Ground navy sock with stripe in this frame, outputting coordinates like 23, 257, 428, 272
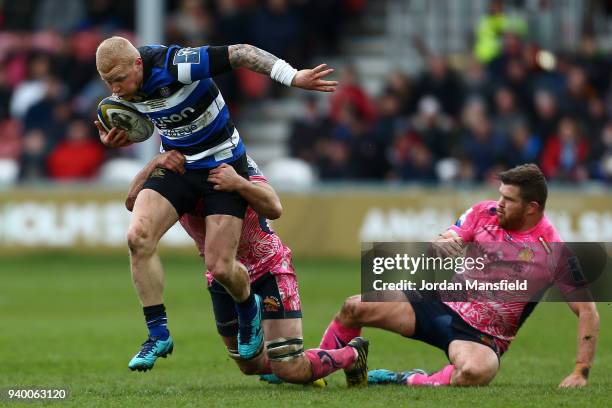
143, 304, 170, 340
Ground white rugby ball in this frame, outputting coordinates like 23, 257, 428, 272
97, 96, 154, 143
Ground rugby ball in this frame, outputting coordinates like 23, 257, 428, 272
97, 96, 154, 143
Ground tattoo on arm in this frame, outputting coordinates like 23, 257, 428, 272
583, 335, 593, 341
228, 44, 279, 75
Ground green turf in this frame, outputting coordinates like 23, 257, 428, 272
1, 252, 610, 407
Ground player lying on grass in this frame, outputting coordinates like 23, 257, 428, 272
318, 164, 599, 388
125, 150, 369, 386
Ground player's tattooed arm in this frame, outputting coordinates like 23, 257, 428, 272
228, 44, 278, 75
558, 301, 599, 388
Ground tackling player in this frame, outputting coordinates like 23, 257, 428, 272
126, 151, 369, 387
318, 164, 599, 388
94, 36, 337, 370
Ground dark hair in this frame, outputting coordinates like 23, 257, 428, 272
499, 164, 548, 210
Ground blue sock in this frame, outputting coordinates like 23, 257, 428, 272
143, 304, 169, 340
235, 294, 257, 322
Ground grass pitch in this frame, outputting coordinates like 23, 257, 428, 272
1, 252, 610, 407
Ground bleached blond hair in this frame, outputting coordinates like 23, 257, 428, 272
96, 36, 140, 74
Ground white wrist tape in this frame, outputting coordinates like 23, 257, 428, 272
270, 59, 298, 87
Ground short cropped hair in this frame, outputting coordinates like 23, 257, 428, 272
96, 36, 139, 74
499, 164, 548, 210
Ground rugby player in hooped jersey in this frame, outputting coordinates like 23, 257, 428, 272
126, 151, 369, 387
94, 36, 338, 371
319, 164, 599, 388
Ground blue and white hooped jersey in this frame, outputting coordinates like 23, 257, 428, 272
119, 45, 244, 169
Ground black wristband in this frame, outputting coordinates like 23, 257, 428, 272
208, 46, 232, 76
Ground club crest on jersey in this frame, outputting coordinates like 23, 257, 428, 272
263, 296, 281, 312
150, 168, 166, 178
173, 47, 200, 64
160, 87, 171, 97
517, 247, 535, 262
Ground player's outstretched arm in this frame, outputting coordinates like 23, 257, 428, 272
125, 151, 186, 211
228, 44, 338, 92
207, 164, 282, 220
559, 301, 599, 388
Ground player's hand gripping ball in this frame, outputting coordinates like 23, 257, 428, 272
97, 96, 154, 143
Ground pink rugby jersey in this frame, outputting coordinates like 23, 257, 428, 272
444, 200, 576, 350
179, 157, 294, 285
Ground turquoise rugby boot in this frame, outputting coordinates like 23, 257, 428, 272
368, 368, 427, 385
128, 336, 174, 372
237, 294, 263, 360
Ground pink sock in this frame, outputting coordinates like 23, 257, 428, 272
408, 365, 455, 386
319, 319, 361, 349
305, 347, 357, 380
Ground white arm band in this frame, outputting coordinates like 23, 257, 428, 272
270, 59, 298, 87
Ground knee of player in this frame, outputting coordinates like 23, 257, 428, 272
126, 223, 153, 253
455, 362, 495, 386
206, 253, 235, 276
339, 295, 363, 325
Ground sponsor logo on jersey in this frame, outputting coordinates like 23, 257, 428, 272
152, 107, 197, 128
173, 47, 200, 64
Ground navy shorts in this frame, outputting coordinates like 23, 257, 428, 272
409, 298, 502, 359
142, 153, 248, 218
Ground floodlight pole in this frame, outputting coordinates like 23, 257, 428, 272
136, 0, 165, 163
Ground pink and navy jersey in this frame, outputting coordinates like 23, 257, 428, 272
179, 157, 293, 284
444, 200, 573, 347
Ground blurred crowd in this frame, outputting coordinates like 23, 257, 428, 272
0, 0, 610, 185
290, 4, 612, 183
0, 0, 362, 182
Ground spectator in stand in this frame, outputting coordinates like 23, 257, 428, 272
33, 0, 85, 34
500, 57, 533, 114
458, 110, 506, 180
19, 129, 49, 181
492, 86, 526, 139
316, 103, 362, 180
462, 56, 492, 103
329, 65, 377, 125
249, 0, 303, 66
560, 65, 596, 121
47, 118, 104, 180
382, 71, 415, 116
166, 0, 214, 46
532, 89, 561, 146
540, 116, 589, 182
410, 96, 455, 160
414, 55, 464, 117
289, 96, 333, 164
588, 122, 612, 181
503, 122, 541, 168
10, 54, 53, 120
585, 97, 607, 142
0, 119, 23, 162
